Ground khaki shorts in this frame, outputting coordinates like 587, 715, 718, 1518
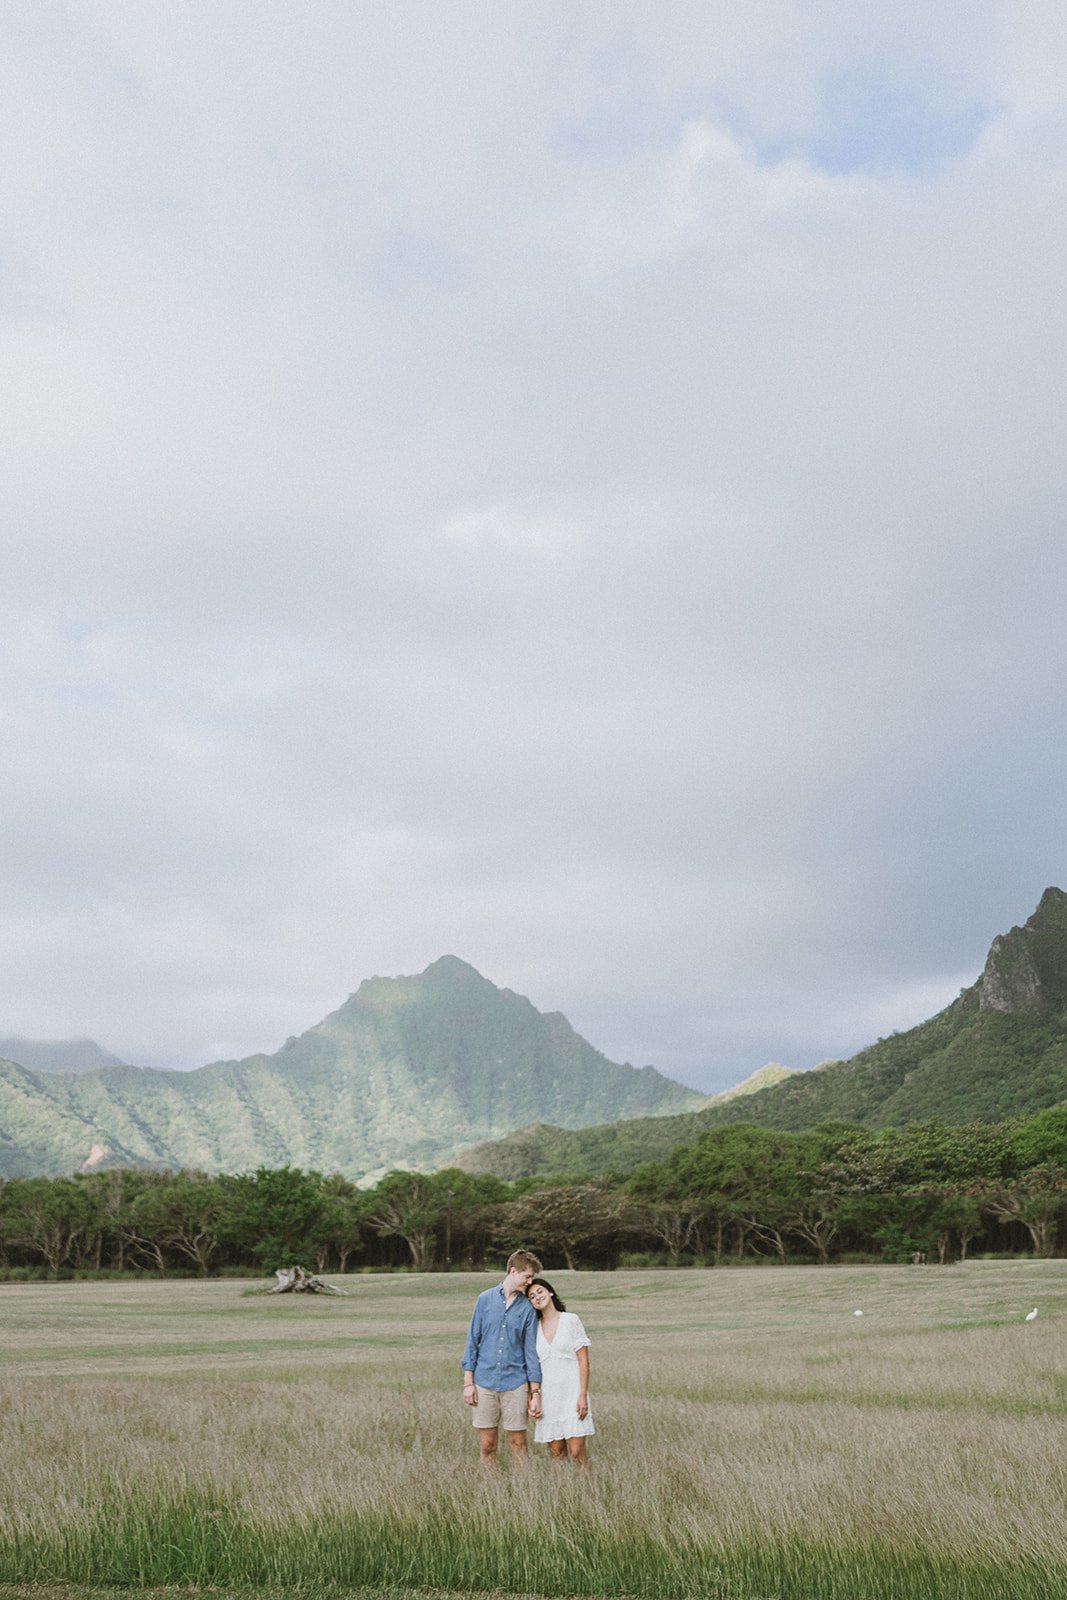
470, 1382, 529, 1432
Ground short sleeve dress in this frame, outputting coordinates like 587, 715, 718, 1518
533, 1311, 595, 1442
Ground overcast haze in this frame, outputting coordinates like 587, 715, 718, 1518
2, 3, 1065, 1092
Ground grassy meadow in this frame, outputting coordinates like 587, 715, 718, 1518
0, 1261, 1065, 1600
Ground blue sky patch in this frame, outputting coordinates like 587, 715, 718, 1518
797, 64, 993, 177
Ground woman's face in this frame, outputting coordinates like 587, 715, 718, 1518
527, 1282, 553, 1313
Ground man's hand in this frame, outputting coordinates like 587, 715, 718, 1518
463, 1380, 478, 1407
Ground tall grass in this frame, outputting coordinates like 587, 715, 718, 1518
1, 1262, 1065, 1598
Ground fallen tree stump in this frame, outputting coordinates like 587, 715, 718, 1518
269, 1264, 347, 1295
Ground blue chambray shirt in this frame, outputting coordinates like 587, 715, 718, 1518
461, 1283, 542, 1391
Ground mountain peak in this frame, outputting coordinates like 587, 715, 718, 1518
421, 955, 488, 983
980, 885, 1067, 1015
1033, 885, 1067, 922
704, 1062, 798, 1106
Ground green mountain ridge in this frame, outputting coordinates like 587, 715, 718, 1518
460, 889, 1067, 1179
0, 956, 701, 1179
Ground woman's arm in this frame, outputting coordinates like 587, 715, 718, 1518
576, 1344, 590, 1419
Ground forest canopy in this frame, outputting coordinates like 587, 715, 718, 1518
1, 1105, 1064, 1277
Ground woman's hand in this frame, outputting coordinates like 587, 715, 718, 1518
576, 1391, 588, 1420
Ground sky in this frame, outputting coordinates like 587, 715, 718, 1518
1, 2, 1065, 1093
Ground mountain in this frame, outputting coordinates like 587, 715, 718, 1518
701, 885, 1067, 1130
0, 956, 701, 1179
456, 1062, 799, 1178
6, 892, 1065, 1183
460, 890, 1067, 1178
0, 1037, 128, 1075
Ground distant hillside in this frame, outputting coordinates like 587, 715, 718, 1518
707, 1062, 797, 1103
460, 891, 1067, 1177
0, 957, 701, 1179
0, 1037, 128, 1075
457, 1062, 798, 1178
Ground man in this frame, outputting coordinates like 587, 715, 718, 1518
461, 1248, 543, 1464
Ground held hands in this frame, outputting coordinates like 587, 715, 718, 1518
528, 1388, 542, 1419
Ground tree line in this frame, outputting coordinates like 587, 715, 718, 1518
1, 1106, 1064, 1278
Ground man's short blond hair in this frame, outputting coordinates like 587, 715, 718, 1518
506, 1248, 542, 1275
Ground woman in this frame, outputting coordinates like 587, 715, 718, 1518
526, 1277, 594, 1467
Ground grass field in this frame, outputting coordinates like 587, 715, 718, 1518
1, 1260, 1065, 1600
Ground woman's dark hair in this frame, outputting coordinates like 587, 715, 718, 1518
527, 1276, 566, 1313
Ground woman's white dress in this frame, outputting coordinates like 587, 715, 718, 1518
534, 1311, 595, 1442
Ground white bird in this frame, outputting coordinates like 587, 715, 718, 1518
853, 1309, 864, 1317
1025, 1308, 1038, 1322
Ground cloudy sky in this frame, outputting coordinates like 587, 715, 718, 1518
1, 2, 1065, 1092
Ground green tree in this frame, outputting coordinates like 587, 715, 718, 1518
784, 1189, 842, 1264
426, 1169, 509, 1268
5, 1177, 100, 1276
979, 1163, 1067, 1257
889, 1120, 1017, 1185
1010, 1105, 1067, 1170
626, 1163, 710, 1262
368, 1171, 440, 1270
492, 1183, 632, 1270
76, 1168, 146, 1272
924, 1186, 985, 1263
653, 1124, 817, 1260
126, 1171, 226, 1277
312, 1174, 371, 1273
217, 1167, 330, 1271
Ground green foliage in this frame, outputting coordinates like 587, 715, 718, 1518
215, 1166, 332, 1271
1010, 1102, 1067, 1167
126, 1170, 225, 1276
368, 1171, 440, 1269
490, 1182, 634, 1269
2, 1175, 101, 1273
0, 1101, 1065, 1275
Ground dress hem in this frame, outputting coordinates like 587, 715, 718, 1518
534, 1422, 595, 1442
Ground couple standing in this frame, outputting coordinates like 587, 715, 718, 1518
461, 1248, 594, 1468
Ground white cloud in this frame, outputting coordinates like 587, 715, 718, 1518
0, 4, 1064, 1089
